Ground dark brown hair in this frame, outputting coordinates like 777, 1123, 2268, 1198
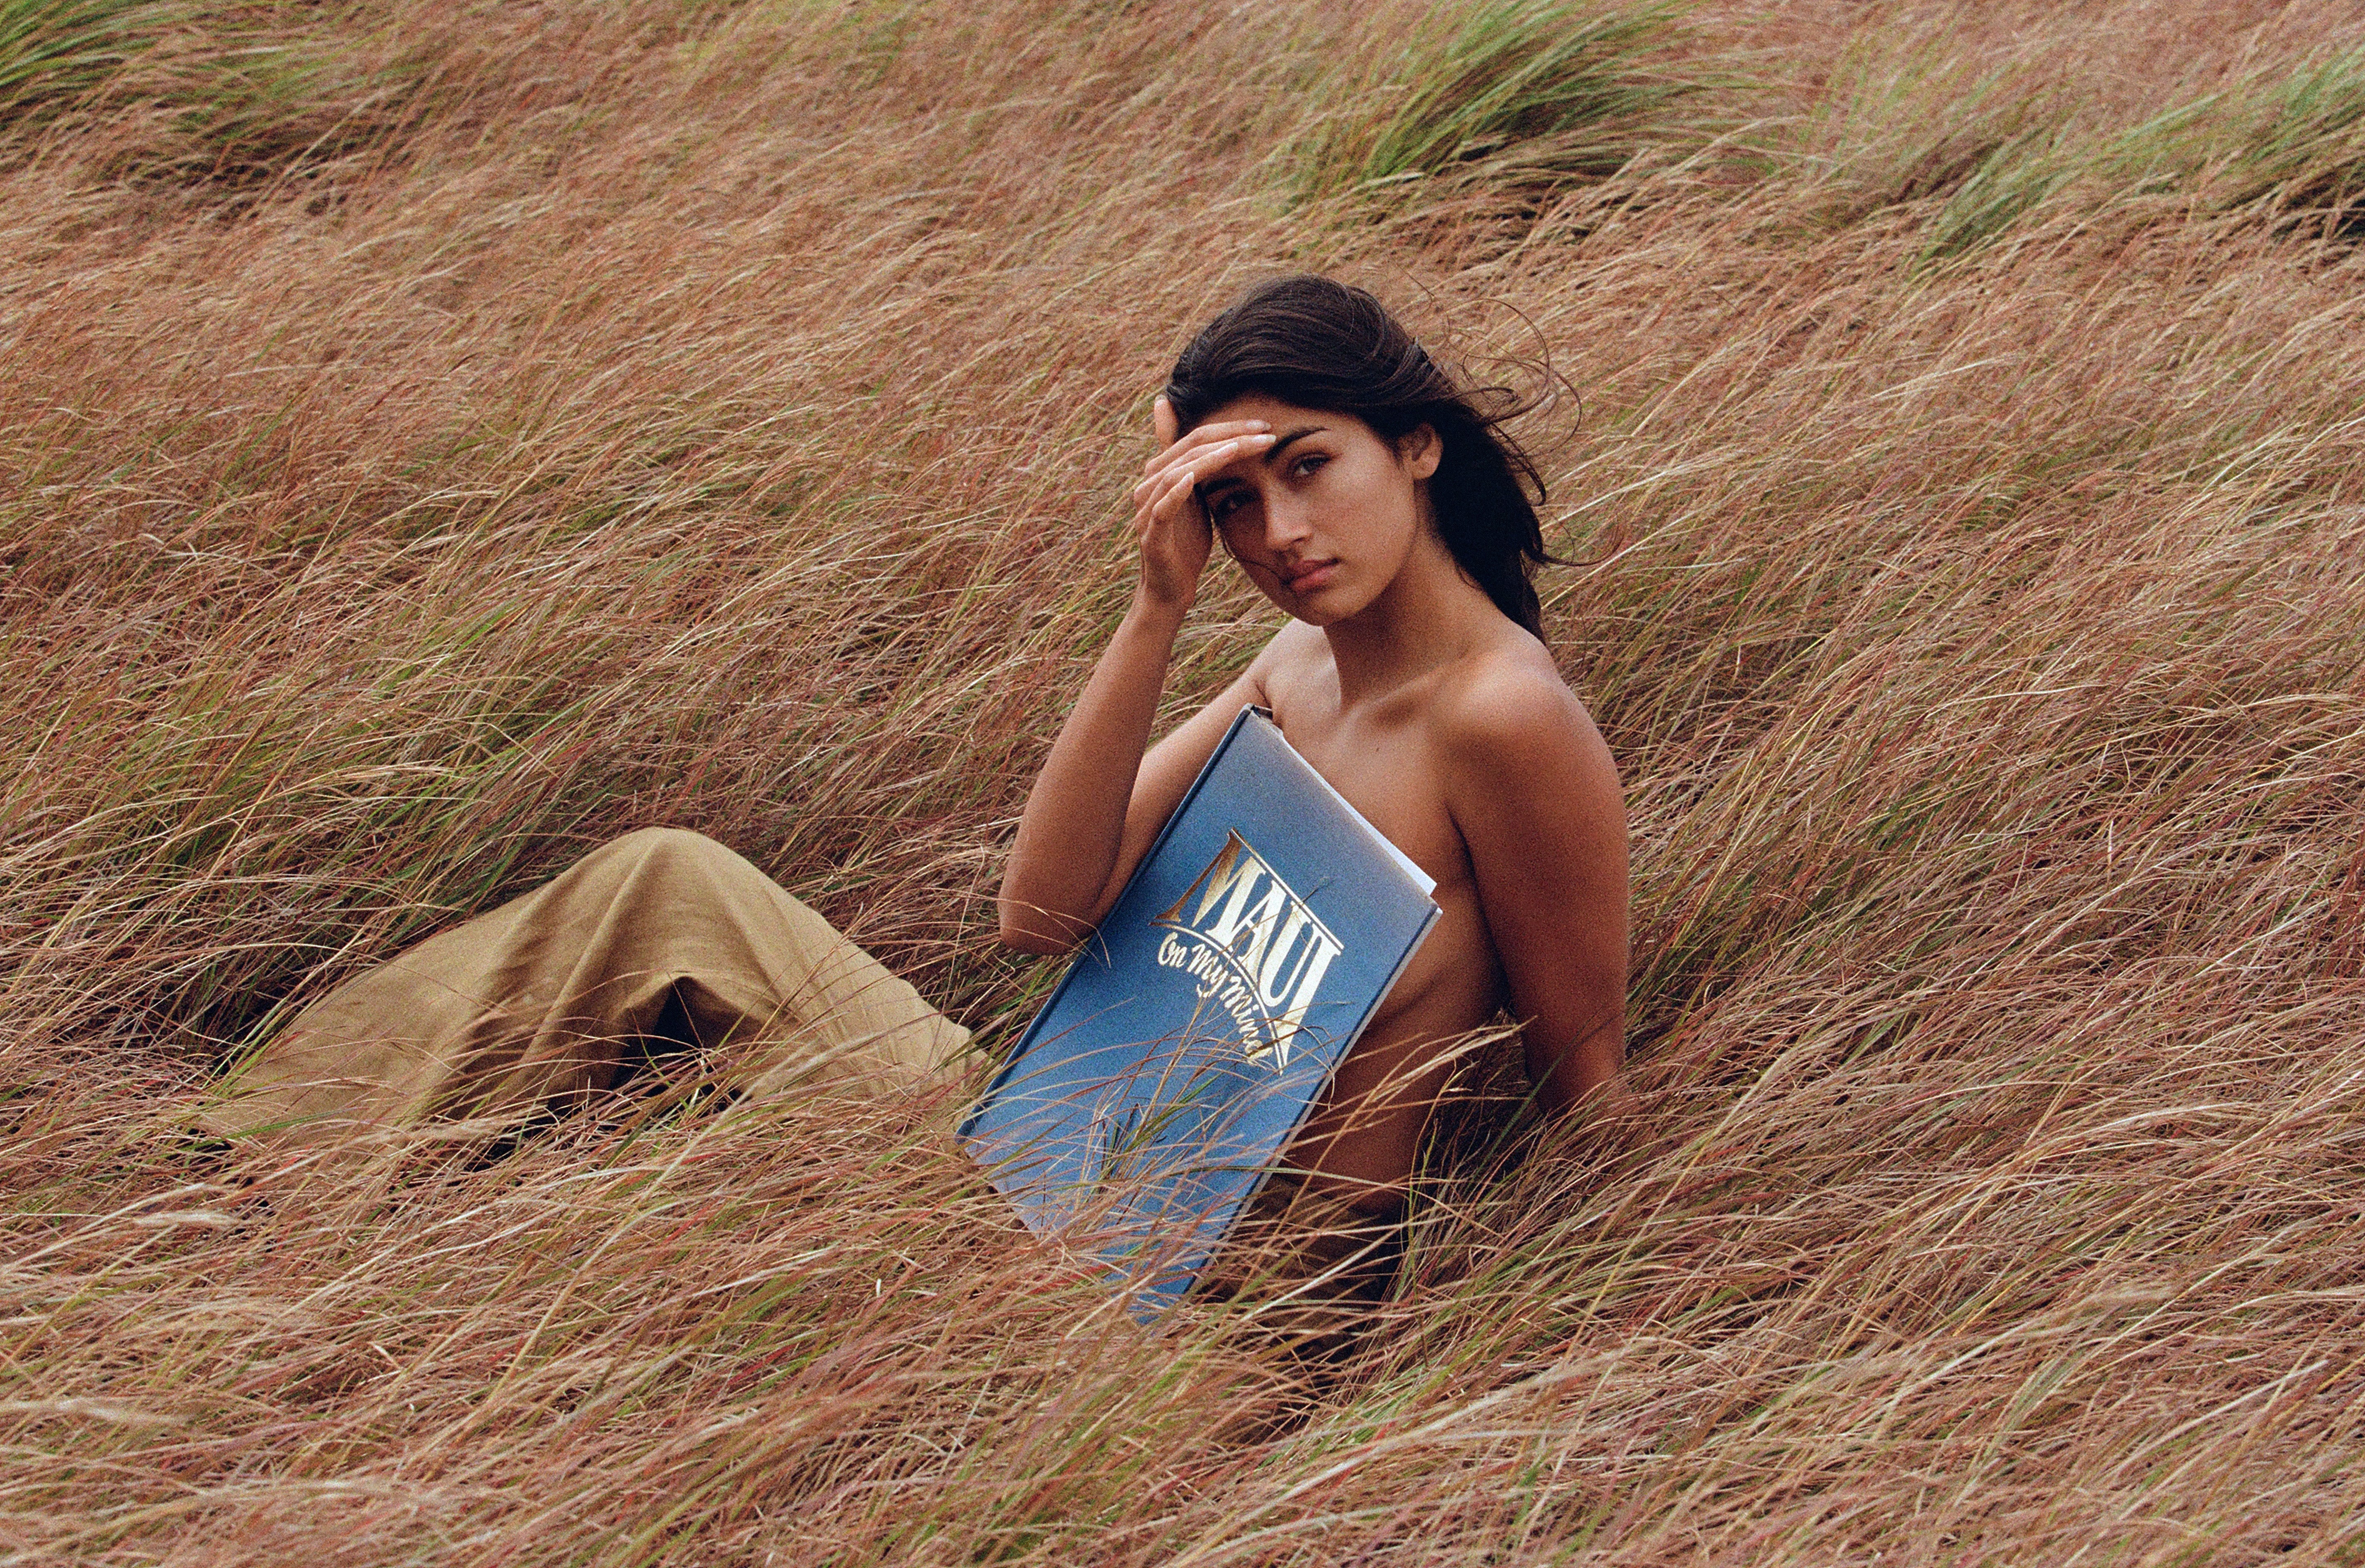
1162, 275, 1553, 638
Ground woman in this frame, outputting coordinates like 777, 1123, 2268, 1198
1000, 275, 1630, 1209
208, 275, 1628, 1357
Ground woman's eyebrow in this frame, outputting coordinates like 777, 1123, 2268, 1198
1267, 424, 1327, 461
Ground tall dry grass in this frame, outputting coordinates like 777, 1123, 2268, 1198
5, 0, 2365, 1561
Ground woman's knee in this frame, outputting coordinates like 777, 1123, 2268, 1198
562, 826, 749, 898
607, 825, 732, 862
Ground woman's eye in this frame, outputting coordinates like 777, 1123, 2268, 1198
1291, 454, 1329, 480
1207, 491, 1247, 520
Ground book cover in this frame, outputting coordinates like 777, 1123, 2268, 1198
959, 706, 1441, 1311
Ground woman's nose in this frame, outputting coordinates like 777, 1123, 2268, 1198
1262, 496, 1313, 552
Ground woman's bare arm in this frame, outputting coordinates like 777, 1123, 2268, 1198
1438, 658, 1631, 1120
997, 402, 1277, 953
997, 625, 1268, 952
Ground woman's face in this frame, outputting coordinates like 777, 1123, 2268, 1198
1189, 394, 1441, 627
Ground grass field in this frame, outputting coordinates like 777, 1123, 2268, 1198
6, 0, 2365, 1561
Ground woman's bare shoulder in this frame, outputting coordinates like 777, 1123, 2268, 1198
1433, 636, 1619, 799
1251, 619, 1331, 695
1267, 618, 1329, 661
1440, 633, 1594, 727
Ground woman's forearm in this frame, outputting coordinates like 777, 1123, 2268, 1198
997, 593, 1184, 951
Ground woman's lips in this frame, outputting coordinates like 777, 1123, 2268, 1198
1282, 560, 1338, 593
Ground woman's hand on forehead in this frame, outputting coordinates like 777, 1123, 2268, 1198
1126, 394, 1275, 614
1134, 397, 1273, 487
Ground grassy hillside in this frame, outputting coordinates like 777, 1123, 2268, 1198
5, 0, 2363, 1561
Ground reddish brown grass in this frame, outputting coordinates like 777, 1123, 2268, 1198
5, 0, 2364, 1561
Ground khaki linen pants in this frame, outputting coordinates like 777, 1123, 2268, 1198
205, 827, 969, 1143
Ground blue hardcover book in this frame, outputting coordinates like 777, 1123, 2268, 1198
960, 706, 1440, 1312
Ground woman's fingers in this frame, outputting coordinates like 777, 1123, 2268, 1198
1133, 436, 1232, 500
1130, 429, 1274, 507
1132, 464, 1200, 541
1133, 440, 1236, 518
1155, 436, 1242, 490
1153, 461, 1206, 520
1125, 405, 1272, 610
1137, 417, 1271, 479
